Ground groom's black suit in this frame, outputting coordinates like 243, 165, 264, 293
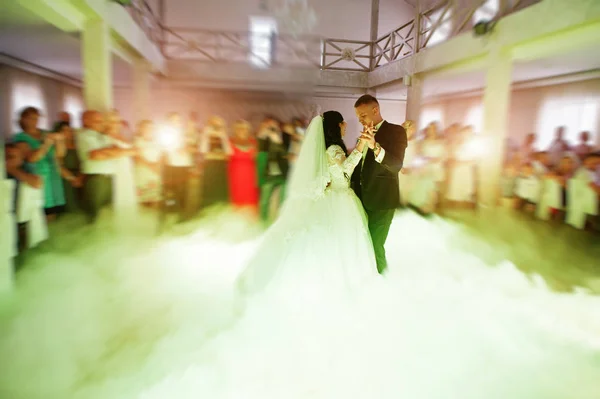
351, 120, 408, 273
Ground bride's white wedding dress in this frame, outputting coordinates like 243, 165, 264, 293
237, 143, 377, 304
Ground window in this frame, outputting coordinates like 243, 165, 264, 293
63, 93, 84, 128
249, 16, 277, 68
473, 0, 499, 23
420, 106, 444, 131
536, 98, 599, 149
423, 7, 453, 47
465, 104, 483, 134
11, 78, 47, 131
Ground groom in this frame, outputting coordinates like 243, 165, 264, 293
351, 95, 408, 273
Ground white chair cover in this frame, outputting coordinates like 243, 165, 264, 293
1, 179, 17, 258
1, 179, 15, 292
535, 178, 563, 220
407, 166, 437, 209
111, 138, 139, 221
446, 162, 476, 202
515, 176, 542, 204
566, 172, 599, 229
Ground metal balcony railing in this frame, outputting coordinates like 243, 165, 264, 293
125, 0, 541, 72
161, 27, 322, 68
125, 0, 163, 46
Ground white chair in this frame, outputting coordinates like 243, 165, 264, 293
515, 176, 542, 204
446, 162, 476, 202
1, 179, 16, 292
407, 165, 437, 211
535, 178, 563, 220
16, 183, 48, 248
566, 176, 599, 229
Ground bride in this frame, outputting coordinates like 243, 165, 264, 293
237, 111, 378, 302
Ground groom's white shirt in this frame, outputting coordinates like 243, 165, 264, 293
362, 120, 386, 165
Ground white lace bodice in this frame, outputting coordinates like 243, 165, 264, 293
326, 145, 362, 190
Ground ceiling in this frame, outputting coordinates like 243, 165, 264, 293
422, 46, 600, 99
0, 1, 133, 87
1, 0, 600, 98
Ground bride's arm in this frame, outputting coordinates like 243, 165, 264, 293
327, 145, 362, 176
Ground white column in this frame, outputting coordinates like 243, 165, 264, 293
82, 19, 113, 112
133, 59, 151, 123
405, 74, 422, 126
369, 0, 380, 69
478, 49, 513, 207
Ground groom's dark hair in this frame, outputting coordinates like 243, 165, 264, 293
354, 94, 379, 108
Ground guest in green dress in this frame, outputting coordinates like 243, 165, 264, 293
256, 117, 279, 189
12, 107, 66, 221
54, 122, 83, 212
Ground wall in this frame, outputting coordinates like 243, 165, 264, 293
0, 64, 84, 138
422, 78, 600, 148
163, 0, 414, 41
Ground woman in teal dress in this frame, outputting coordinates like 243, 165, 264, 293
54, 121, 82, 213
12, 107, 66, 220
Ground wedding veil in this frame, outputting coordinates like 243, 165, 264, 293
283, 115, 329, 204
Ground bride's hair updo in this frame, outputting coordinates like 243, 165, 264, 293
322, 111, 348, 154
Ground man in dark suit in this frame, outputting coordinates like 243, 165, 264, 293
351, 94, 408, 273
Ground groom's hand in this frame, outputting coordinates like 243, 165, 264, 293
360, 122, 376, 149
359, 132, 376, 149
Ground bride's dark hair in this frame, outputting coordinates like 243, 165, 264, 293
322, 111, 348, 154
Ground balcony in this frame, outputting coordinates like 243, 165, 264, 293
123, 0, 541, 74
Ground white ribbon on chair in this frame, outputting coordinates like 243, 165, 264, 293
16, 183, 48, 248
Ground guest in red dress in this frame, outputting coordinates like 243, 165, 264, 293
228, 120, 259, 209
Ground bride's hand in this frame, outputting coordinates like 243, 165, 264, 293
355, 137, 365, 152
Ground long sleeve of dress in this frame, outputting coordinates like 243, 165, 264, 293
327, 145, 362, 177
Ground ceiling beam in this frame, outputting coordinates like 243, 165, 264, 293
0, 53, 81, 87
511, 20, 600, 63
17, 0, 87, 32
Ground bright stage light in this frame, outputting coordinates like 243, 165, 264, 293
155, 125, 181, 151
462, 138, 487, 159
411, 156, 427, 168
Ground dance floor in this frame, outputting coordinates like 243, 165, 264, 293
1, 206, 599, 398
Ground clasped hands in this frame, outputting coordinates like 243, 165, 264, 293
356, 122, 376, 152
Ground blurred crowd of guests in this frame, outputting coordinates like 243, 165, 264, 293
502, 127, 600, 229
399, 121, 483, 213
5, 105, 599, 261
4, 106, 307, 255
399, 121, 600, 230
